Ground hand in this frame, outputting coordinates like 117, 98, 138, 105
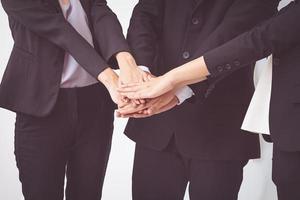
98, 67, 127, 105
116, 99, 150, 118
116, 52, 150, 104
118, 56, 209, 100
117, 91, 178, 118
117, 52, 150, 84
118, 74, 175, 99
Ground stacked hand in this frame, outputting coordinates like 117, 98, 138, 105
118, 75, 176, 100
113, 52, 177, 118
98, 52, 194, 118
116, 52, 150, 105
117, 70, 179, 118
116, 56, 210, 112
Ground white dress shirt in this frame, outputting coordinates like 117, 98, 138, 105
59, 0, 98, 88
241, 56, 273, 135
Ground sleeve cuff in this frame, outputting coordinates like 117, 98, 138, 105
175, 86, 195, 105
203, 48, 242, 78
138, 65, 151, 73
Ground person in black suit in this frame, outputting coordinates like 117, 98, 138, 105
116, 0, 279, 199
0, 0, 147, 199
119, 1, 300, 199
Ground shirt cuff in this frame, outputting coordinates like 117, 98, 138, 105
175, 86, 195, 105
138, 65, 151, 73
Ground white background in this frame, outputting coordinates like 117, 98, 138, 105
0, 0, 291, 199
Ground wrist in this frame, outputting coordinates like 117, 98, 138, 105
164, 71, 180, 90
98, 67, 118, 89
116, 52, 137, 70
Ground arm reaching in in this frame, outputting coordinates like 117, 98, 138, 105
118, 57, 209, 99
98, 68, 128, 105
118, 1, 300, 99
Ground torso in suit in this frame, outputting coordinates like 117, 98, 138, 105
0, 1, 130, 199
125, 0, 280, 160
204, 0, 300, 151
0, 0, 129, 116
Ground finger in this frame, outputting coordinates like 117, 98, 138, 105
118, 99, 156, 115
120, 90, 153, 100
116, 111, 122, 118
147, 74, 154, 80
119, 82, 141, 88
133, 99, 142, 105
145, 96, 174, 116
119, 99, 158, 118
117, 106, 138, 115
122, 113, 152, 118
121, 95, 130, 103
142, 73, 151, 82
138, 98, 146, 104
155, 98, 178, 115
118, 99, 130, 108
118, 110, 146, 118
117, 103, 149, 115
119, 92, 143, 100
133, 113, 152, 118
117, 87, 140, 93
117, 103, 134, 111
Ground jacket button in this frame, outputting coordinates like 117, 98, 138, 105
192, 18, 199, 25
183, 51, 190, 59
217, 66, 224, 72
225, 64, 232, 70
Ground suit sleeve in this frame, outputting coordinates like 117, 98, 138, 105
204, 1, 300, 77
190, 0, 279, 95
1, 0, 108, 78
91, 0, 130, 63
126, 0, 164, 69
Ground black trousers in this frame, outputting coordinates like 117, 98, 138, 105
272, 146, 300, 200
14, 84, 114, 200
132, 139, 248, 200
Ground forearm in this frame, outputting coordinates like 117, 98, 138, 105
204, 1, 300, 78
2, 0, 109, 78
166, 57, 209, 89
116, 52, 138, 70
92, 0, 130, 62
127, 0, 164, 67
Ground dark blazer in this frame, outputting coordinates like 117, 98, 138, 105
125, 0, 279, 160
0, 0, 129, 116
204, 0, 300, 151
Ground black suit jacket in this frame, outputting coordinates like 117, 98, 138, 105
125, 0, 279, 160
0, 0, 129, 116
204, 0, 300, 151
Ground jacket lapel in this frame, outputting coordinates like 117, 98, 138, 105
79, 0, 94, 34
